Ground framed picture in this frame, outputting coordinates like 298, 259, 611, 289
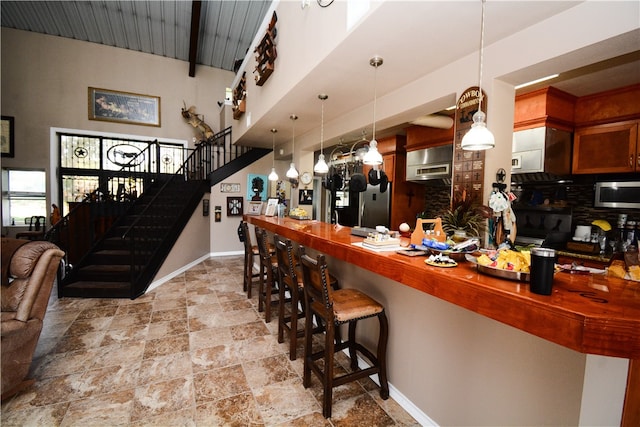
1, 116, 15, 158
299, 189, 313, 205
247, 201, 263, 215
247, 174, 267, 201
88, 87, 161, 127
227, 196, 243, 216
220, 182, 241, 193
265, 198, 279, 216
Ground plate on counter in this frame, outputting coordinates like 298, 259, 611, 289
424, 253, 458, 268
465, 254, 530, 282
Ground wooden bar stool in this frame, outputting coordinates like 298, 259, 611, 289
255, 226, 279, 323
298, 246, 389, 418
239, 221, 260, 298
274, 234, 341, 361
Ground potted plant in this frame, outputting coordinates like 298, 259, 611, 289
440, 190, 486, 240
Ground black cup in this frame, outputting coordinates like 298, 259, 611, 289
530, 248, 556, 295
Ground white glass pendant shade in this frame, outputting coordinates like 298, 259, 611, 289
314, 153, 329, 174
363, 139, 383, 165
461, 110, 495, 151
286, 163, 299, 179
268, 167, 279, 181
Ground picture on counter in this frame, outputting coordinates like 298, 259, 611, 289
299, 189, 313, 205
247, 174, 267, 201
227, 196, 243, 216
247, 201, 263, 215
88, 87, 161, 127
265, 198, 279, 216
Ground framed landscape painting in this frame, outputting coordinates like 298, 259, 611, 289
88, 87, 161, 127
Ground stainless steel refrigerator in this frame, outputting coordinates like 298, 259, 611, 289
359, 184, 391, 229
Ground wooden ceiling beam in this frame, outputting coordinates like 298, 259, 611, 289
188, 0, 202, 77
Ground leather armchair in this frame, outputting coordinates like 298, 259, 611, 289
1, 238, 64, 400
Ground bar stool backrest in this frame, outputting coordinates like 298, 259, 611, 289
274, 235, 297, 291
298, 248, 334, 314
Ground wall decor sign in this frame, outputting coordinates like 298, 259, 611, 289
88, 87, 161, 127
247, 174, 267, 201
1, 116, 15, 158
227, 196, 243, 216
220, 182, 241, 193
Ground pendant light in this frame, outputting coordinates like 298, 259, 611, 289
268, 128, 278, 181
314, 94, 330, 174
286, 114, 299, 179
363, 56, 384, 165
461, 0, 495, 151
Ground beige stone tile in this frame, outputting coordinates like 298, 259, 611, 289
52, 330, 107, 354
33, 348, 101, 379
101, 323, 149, 346
189, 326, 233, 350
230, 320, 270, 341
150, 307, 187, 323
329, 393, 395, 426
195, 392, 264, 426
108, 312, 152, 329
152, 297, 187, 312
142, 333, 190, 359
191, 342, 240, 373
236, 334, 284, 362
243, 354, 299, 390
275, 411, 332, 427
76, 305, 119, 320
130, 407, 196, 427
253, 378, 321, 426
60, 389, 134, 426
0, 402, 69, 427
193, 364, 250, 403
63, 317, 113, 336
131, 376, 195, 422
146, 319, 189, 340
115, 301, 153, 316
91, 341, 146, 369
78, 364, 140, 396
137, 352, 192, 386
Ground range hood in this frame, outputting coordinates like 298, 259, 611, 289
511, 127, 572, 182
406, 145, 453, 184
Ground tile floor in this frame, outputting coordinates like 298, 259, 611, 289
1, 255, 419, 426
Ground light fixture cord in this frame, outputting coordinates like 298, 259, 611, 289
320, 100, 324, 154
292, 117, 295, 154
477, 0, 486, 113
372, 63, 378, 140
272, 132, 276, 168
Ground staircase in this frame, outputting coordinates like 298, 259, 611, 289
50, 127, 270, 299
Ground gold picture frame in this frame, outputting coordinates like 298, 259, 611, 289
1, 116, 15, 158
88, 87, 161, 127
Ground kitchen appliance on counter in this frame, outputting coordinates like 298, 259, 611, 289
511, 127, 572, 181
406, 145, 452, 184
594, 181, 640, 209
513, 206, 572, 249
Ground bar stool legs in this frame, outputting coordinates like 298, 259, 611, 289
255, 226, 279, 323
240, 221, 260, 299
298, 246, 389, 418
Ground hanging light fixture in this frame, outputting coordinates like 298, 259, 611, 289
363, 56, 384, 165
461, 0, 495, 151
314, 94, 329, 174
286, 114, 299, 179
268, 128, 279, 181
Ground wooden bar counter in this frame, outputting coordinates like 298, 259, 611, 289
246, 215, 640, 425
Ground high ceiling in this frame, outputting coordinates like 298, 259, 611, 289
2, 1, 639, 149
0, 0, 272, 73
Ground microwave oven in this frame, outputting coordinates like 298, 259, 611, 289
594, 181, 640, 209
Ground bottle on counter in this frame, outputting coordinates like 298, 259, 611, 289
625, 221, 637, 248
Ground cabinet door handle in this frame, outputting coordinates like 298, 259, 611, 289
637, 154, 640, 168
631, 155, 634, 167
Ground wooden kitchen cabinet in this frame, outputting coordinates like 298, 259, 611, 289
572, 120, 639, 174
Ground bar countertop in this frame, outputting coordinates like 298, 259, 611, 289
245, 215, 640, 360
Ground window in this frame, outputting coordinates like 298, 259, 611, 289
2, 169, 46, 226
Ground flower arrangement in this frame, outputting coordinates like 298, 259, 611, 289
440, 189, 486, 238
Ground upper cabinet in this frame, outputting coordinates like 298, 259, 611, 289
405, 125, 454, 151
573, 120, 639, 174
513, 87, 576, 132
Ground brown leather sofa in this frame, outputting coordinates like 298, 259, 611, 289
1, 238, 65, 400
